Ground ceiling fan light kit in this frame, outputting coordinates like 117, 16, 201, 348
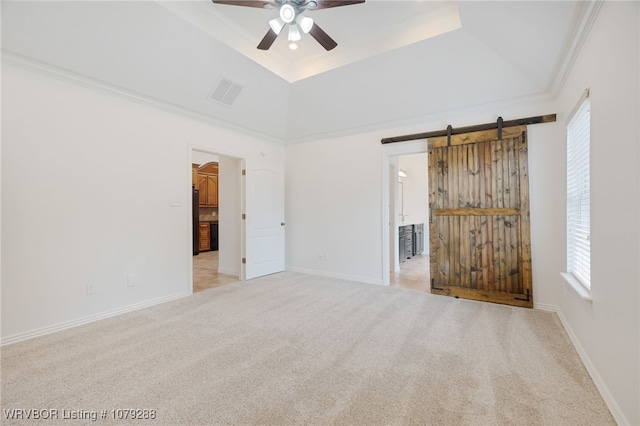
288, 24, 301, 41
269, 18, 284, 35
299, 16, 314, 34
211, 0, 366, 51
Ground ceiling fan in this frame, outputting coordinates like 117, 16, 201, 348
211, 0, 365, 51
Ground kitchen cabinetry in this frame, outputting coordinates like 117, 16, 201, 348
197, 162, 219, 207
192, 164, 199, 186
198, 221, 218, 252
198, 174, 218, 207
199, 222, 211, 251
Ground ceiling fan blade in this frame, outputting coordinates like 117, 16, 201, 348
212, 0, 276, 8
308, 23, 337, 51
306, 0, 365, 10
257, 28, 279, 50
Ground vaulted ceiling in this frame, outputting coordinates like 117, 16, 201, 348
2, 1, 586, 143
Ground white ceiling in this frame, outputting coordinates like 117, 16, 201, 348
159, 0, 462, 82
1, 1, 586, 142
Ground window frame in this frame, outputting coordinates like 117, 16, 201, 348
562, 88, 592, 301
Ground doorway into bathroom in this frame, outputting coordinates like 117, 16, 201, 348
390, 153, 430, 291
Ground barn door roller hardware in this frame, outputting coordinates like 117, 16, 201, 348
380, 114, 556, 144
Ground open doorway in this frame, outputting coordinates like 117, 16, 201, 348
191, 149, 244, 293
389, 153, 431, 291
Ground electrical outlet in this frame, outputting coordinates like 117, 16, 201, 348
127, 274, 135, 287
87, 282, 96, 295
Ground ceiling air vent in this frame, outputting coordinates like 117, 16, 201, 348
208, 76, 244, 107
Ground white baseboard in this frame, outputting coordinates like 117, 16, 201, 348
533, 302, 557, 312
555, 308, 629, 425
533, 302, 628, 424
1, 291, 191, 347
285, 266, 384, 286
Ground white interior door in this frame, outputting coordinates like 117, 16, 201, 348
245, 163, 285, 279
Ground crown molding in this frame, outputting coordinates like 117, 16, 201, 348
1, 50, 285, 146
284, 91, 556, 145
1, 50, 557, 147
549, 0, 604, 97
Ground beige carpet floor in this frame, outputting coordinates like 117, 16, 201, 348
1, 272, 614, 425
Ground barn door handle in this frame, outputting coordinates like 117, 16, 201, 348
429, 202, 435, 223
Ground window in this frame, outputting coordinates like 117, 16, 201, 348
566, 89, 591, 290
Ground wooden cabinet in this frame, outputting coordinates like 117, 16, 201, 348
199, 222, 211, 251
192, 164, 199, 186
205, 175, 218, 206
198, 174, 207, 206
198, 221, 218, 252
197, 162, 219, 207
198, 174, 218, 207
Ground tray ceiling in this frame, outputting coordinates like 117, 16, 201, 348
159, 0, 462, 82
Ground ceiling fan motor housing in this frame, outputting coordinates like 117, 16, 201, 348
279, 4, 296, 23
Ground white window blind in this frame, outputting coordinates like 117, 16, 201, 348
566, 91, 591, 289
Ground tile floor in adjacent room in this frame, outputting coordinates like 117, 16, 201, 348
193, 250, 239, 292
390, 253, 431, 292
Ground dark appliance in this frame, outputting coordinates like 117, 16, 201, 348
192, 185, 199, 255
210, 222, 219, 251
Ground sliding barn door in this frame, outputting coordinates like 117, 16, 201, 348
428, 126, 532, 308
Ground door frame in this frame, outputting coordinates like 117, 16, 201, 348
381, 140, 429, 285
188, 145, 246, 294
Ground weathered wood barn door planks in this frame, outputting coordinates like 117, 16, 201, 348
428, 126, 533, 308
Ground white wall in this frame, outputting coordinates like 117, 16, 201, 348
285, 98, 557, 296
398, 153, 429, 228
552, 2, 639, 424
285, 132, 385, 284
192, 151, 219, 165
218, 156, 241, 277
1, 64, 284, 343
